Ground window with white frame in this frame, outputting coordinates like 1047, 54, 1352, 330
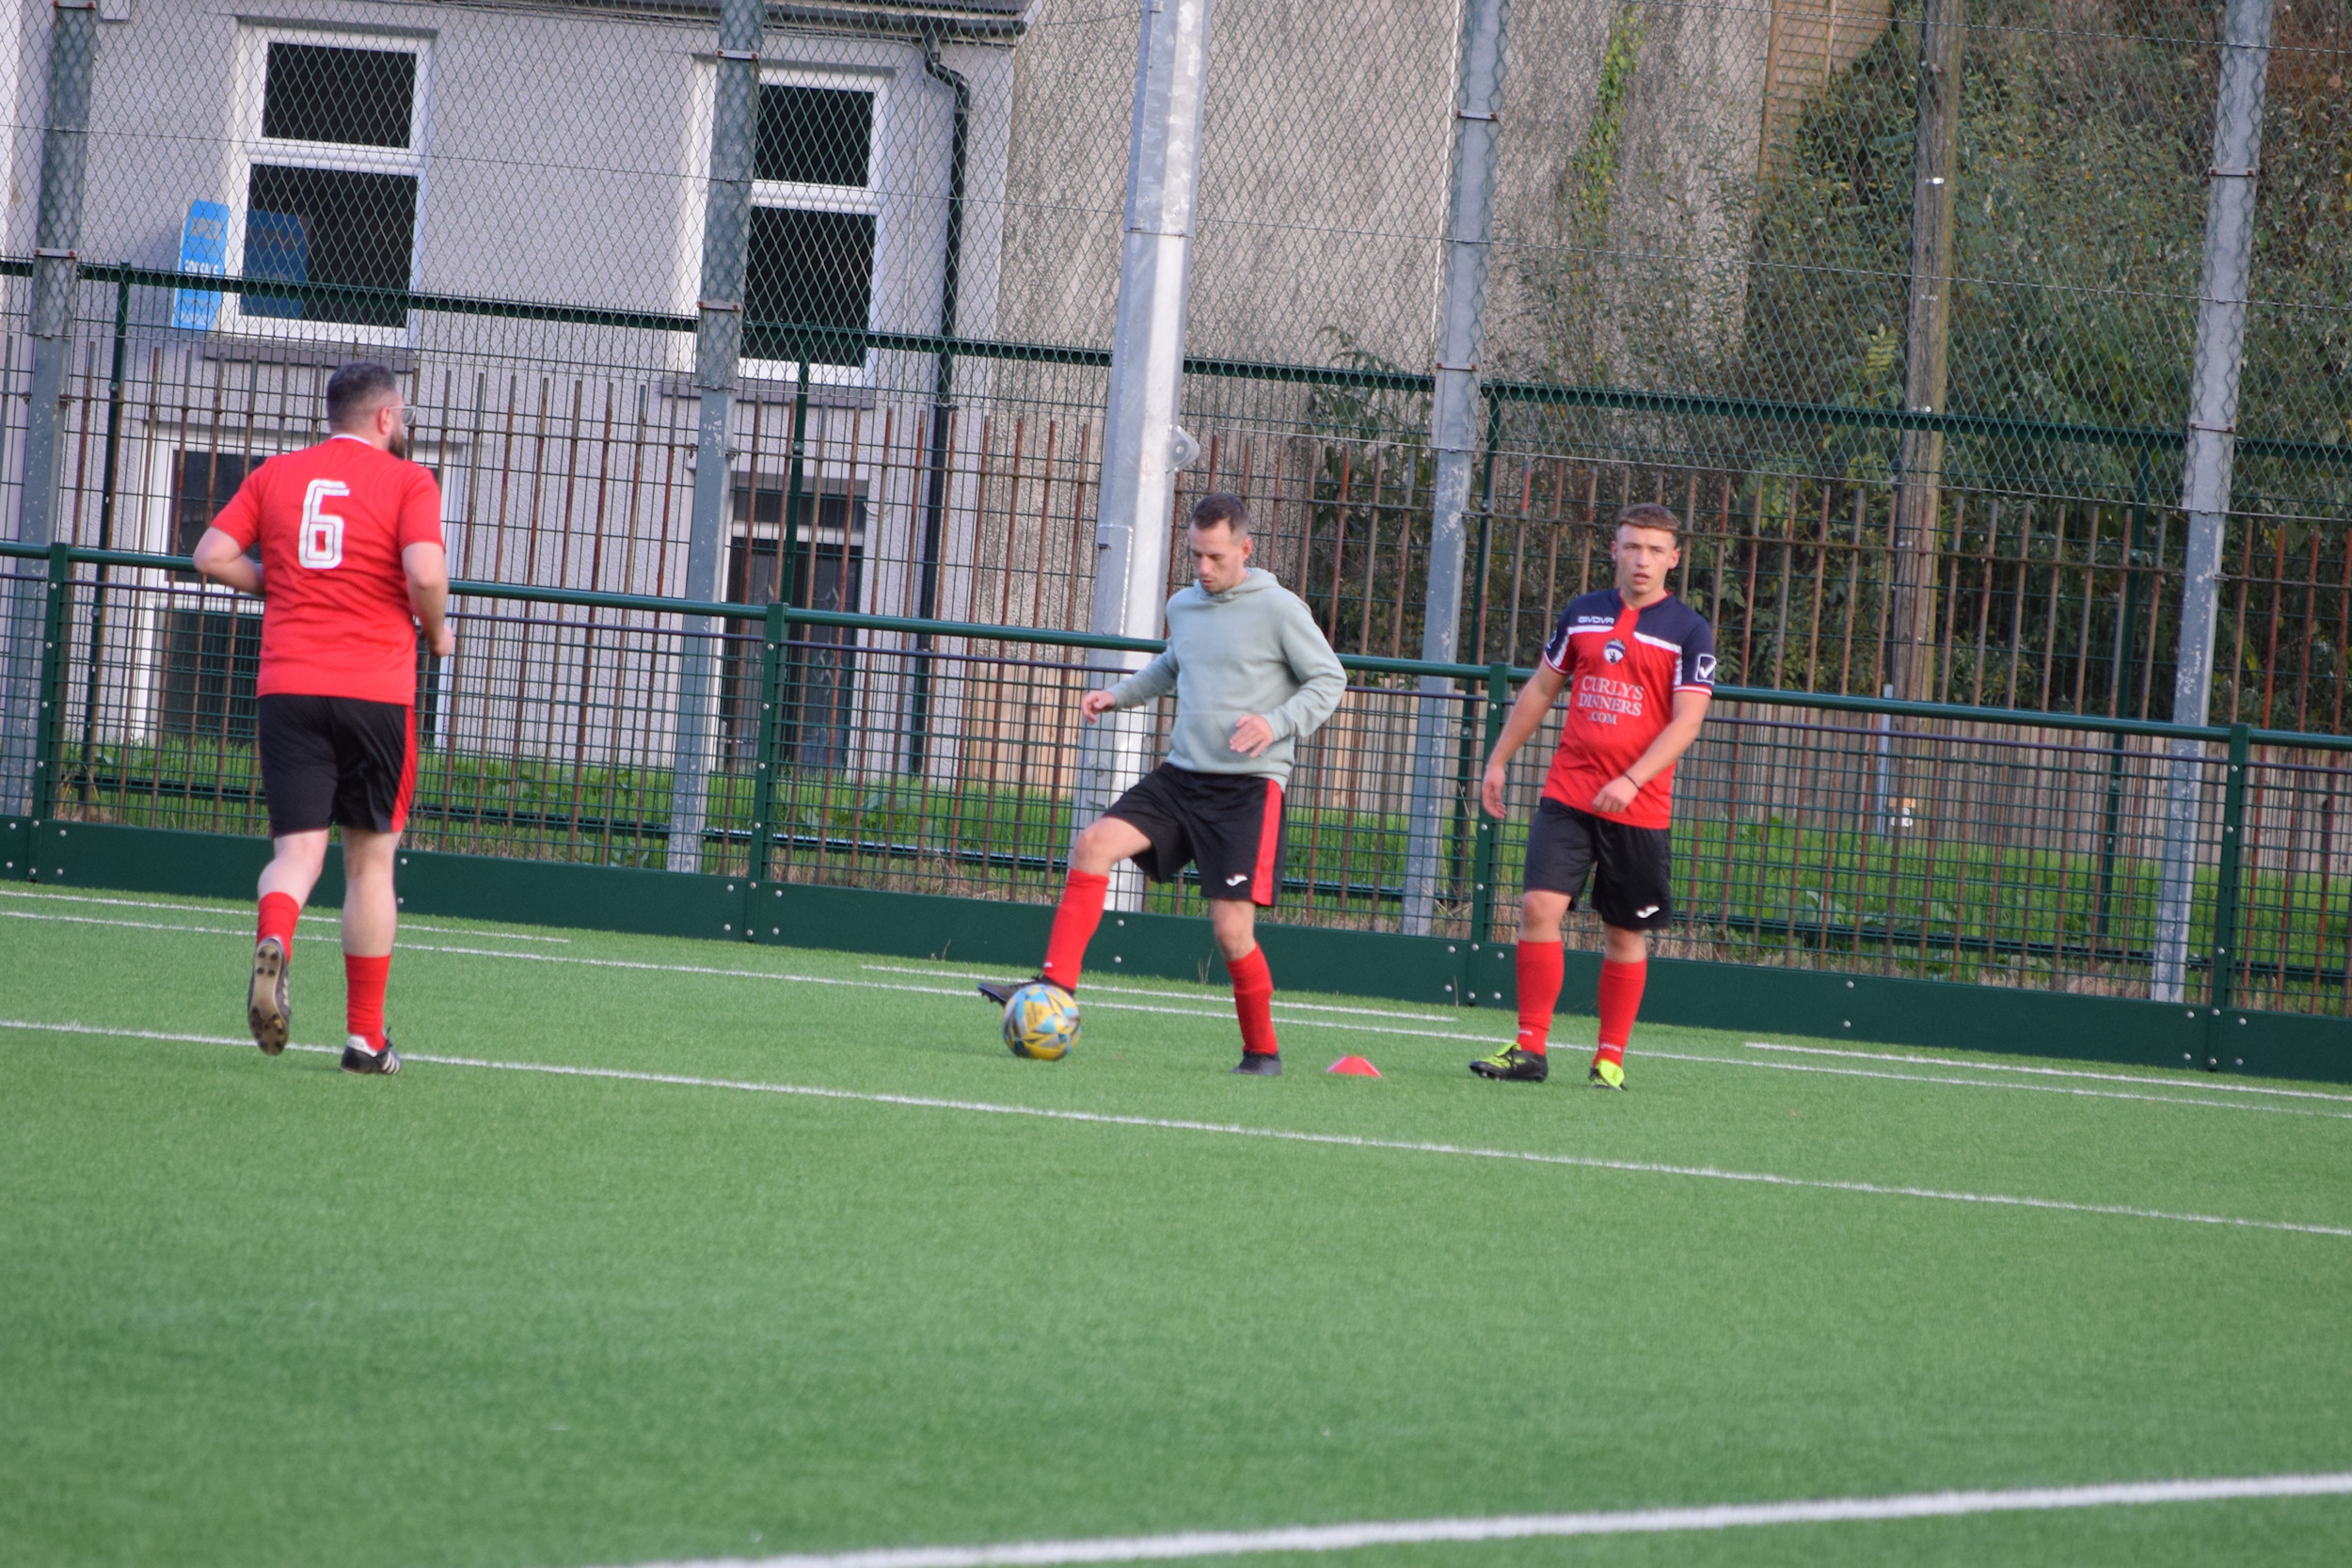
743, 75, 882, 378
220, 30, 430, 337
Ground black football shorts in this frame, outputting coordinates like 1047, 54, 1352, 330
1522, 798, 1673, 930
256, 693, 417, 838
1104, 764, 1288, 906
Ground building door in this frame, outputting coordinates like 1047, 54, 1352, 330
722, 478, 865, 771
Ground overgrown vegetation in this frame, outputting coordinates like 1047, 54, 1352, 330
1472, 0, 2348, 728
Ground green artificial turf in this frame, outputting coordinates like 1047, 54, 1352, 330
2, 884, 2349, 1568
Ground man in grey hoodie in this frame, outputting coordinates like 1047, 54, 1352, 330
980, 494, 1345, 1074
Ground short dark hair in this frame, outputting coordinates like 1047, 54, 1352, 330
326, 361, 401, 429
1189, 492, 1250, 541
1614, 502, 1681, 539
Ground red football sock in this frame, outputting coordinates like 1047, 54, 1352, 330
1514, 940, 1565, 1055
1229, 945, 1278, 1056
1596, 958, 1647, 1066
1041, 869, 1110, 991
345, 954, 391, 1050
257, 892, 299, 956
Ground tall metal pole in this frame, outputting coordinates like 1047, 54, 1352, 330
2153, 0, 2275, 1005
1075, 0, 1215, 912
1888, 0, 1963, 705
4, 0, 98, 816
1401, 0, 1508, 937
666, 0, 761, 873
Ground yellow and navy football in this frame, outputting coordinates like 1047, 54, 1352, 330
1002, 980, 1080, 1061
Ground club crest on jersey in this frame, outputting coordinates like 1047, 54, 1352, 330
1603, 638, 1628, 665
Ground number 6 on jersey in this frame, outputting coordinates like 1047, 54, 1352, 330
299, 479, 349, 569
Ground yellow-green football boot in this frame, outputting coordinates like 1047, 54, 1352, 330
1470, 1045, 1549, 1082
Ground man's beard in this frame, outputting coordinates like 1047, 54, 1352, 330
386, 426, 409, 462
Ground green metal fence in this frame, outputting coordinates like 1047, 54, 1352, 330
9, 539, 2346, 1022
1, 257, 2343, 745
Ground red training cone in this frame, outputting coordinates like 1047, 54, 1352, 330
1327, 1055, 1382, 1077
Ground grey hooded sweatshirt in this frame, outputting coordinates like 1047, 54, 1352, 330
1104, 567, 1346, 785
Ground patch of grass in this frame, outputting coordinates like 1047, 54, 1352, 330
2, 890, 2350, 1567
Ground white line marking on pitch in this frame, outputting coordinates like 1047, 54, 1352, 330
594, 1471, 2352, 1568
6, 1018, 2347, 1240
0, 907, 564, 951
860, 964, 1465, 1025
6, 905, 2340, 1121
1746, 1041, 2352, 1103
1652, 1048, 2352, 1123
0, 887, 572, 940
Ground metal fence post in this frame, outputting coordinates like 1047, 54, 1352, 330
1077, 0, 1215, 913
3, 1, 97, 817
1404, 0, 1508, 935
1467, 662, 1509, 951
2092, 466, 2147, 942
1887, 0, 1963, 704
2153, 0, 2275, 1001
666, 0, 761, 873
746, 600, 787, 891
2201, 721, 2250, 1063
29, 544, 72, 822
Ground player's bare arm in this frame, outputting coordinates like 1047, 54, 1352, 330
1480, 661, 1568, 819
1589, 689, 1710, 816
404, 540, 456, 660
192, 526, 263, 596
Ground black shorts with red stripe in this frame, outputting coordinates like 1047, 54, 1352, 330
1104, 763, 1287, 906
256, 693, 418, 839
1522, 798, 1674, 930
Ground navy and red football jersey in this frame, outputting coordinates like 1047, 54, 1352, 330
1538, 589, 1716, 828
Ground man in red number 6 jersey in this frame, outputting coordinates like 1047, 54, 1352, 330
1470, 502, 1714, 1089
192, 362, 454, 1077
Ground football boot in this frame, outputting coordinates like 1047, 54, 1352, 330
977, 974, 1050, 1007
247, 938, 291, 1055
1470, 1045, 1549, 1083
341, 1035, 403, 1076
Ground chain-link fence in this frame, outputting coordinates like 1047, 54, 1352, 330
0, 1, 2344, 1026
0, 2, 2339, 736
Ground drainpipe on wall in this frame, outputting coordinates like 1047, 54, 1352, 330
906, 33, 968, 778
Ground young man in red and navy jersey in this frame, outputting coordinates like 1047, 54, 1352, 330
193, 362, 454, 1077
1470, 502, 1714, 1088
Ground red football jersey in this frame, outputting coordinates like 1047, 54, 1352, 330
1538, 589, 1716, 829
212, 436, 445, 706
